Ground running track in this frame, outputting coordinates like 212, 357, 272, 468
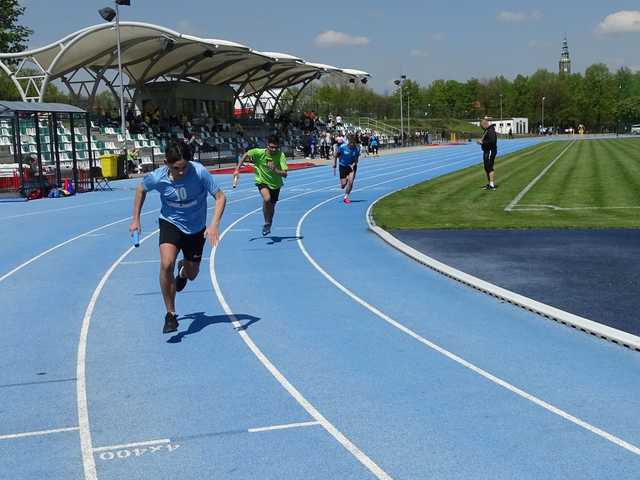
1, 140, 639, 479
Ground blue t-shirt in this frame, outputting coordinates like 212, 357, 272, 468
142, 161, 220, 234
370, 135, 379, 146
337, 144, 360, 167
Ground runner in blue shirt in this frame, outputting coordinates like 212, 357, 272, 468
333, 134, 361, 204
129, 141, 226, 334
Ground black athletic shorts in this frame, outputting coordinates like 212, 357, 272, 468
256, 184, 281, 204
158, 218, 206, 262
483, 149, 497, 173
339, 164, 358, 179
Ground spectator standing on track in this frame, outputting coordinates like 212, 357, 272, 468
333, 133, 360, 204
233, 135, 288, 236
129, 141, 227, 334
369, 133, 379, 156
477, 117, 498, 190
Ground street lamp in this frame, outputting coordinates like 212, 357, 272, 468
100, 0, 130, 161
394, 75, 406, 145
541, 96, 546, 133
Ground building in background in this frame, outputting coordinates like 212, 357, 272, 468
470, 118, 529, 135
559, 37, 571, 75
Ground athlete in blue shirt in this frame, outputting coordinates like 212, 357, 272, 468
130, 141, 226, 333
333, 134, 361, 204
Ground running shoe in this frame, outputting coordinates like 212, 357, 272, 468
163, 312, 179, 334
343, 196, 351, 204
175, 259, 187, 292
262, 224, 271, 236
482, 184, 491, 190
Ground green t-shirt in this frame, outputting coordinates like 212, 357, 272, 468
248, 148, 288, 189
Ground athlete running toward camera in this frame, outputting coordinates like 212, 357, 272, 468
129, 141, 226, 334
333, 133, 360, 204
233, 135, 288, 236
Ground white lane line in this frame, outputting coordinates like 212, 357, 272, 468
0, 426, 79, 441
248, 421, 320, 433
121, 257, 210, 265
296, 185, 640, 458
504, 140, 576, 212
0, 197, 131, 220
93, 438, 170, 452
210, 217, 392, 480
0, 149, 434, 285
77, 229, 159, 480
514, 204, 640, 211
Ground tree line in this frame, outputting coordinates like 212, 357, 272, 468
297, 65, 640, 133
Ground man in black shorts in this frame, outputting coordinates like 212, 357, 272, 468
333, 134, 360, 204
129, 141, 226, 333
478, 117, 498, 190
233, 136, 288, 236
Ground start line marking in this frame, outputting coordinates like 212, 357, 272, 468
0, 426, 79, 441
93, 421, 320, 461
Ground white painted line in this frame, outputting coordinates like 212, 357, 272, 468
0, 197, 131, 220
514, 204, 640, 211
121, 257, 210, 265
77, 229, 159, 480
296, 188, 640, 457
248, 421, 320, 433
93, 438, 170, 452
505, 140, 576, 211
211, 210, 392, 480
0, 426, 79, 441
366, 193, 640, 352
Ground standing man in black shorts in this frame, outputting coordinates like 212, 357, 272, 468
129, 141, 226, 334
233, 135, 288, 236
478, 117, 498, 190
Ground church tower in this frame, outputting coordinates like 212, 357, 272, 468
559, 36, 571, 75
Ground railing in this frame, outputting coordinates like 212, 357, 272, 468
358, 117, 401, 137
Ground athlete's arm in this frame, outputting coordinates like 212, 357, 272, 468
204, 190, 226, 247
129, 183, 146, 235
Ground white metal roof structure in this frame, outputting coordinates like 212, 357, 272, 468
0, 22, 370, 112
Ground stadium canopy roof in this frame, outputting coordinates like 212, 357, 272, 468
0, 101, 85, 116
0, 22, 371, 104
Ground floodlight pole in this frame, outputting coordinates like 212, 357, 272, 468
407, 91, 411, 144
500, 94, 503, 122
399, 83, 404, 145
115, 2, 127, 162
541, 96, 546, 132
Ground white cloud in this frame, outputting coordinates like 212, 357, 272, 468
497, 10, 542, 23
410, 49, 429, 57
597, 11, 640, 35
314, 31, 370, 48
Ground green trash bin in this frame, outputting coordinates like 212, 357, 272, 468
100, 154, 118, 178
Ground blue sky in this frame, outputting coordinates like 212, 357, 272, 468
19, 0, 640, 92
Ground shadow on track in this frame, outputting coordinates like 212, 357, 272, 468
249, 236, 303, 245
167, 312, 261, 343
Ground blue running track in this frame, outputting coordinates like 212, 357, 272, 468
1, 140, 639, 479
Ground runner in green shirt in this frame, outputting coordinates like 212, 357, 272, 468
233, 135, 288, 236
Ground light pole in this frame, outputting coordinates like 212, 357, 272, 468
99, 0, 130, 162
407, 90, 411, 144
541, 96, 546, 133
499, 94, 503, 121
394, 75, 406, 145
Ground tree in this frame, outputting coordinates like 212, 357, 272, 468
0, 0, 33, 54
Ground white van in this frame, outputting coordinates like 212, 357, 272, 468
632, 124, 640, 135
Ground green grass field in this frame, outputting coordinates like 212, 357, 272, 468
373, 138, 640, 230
